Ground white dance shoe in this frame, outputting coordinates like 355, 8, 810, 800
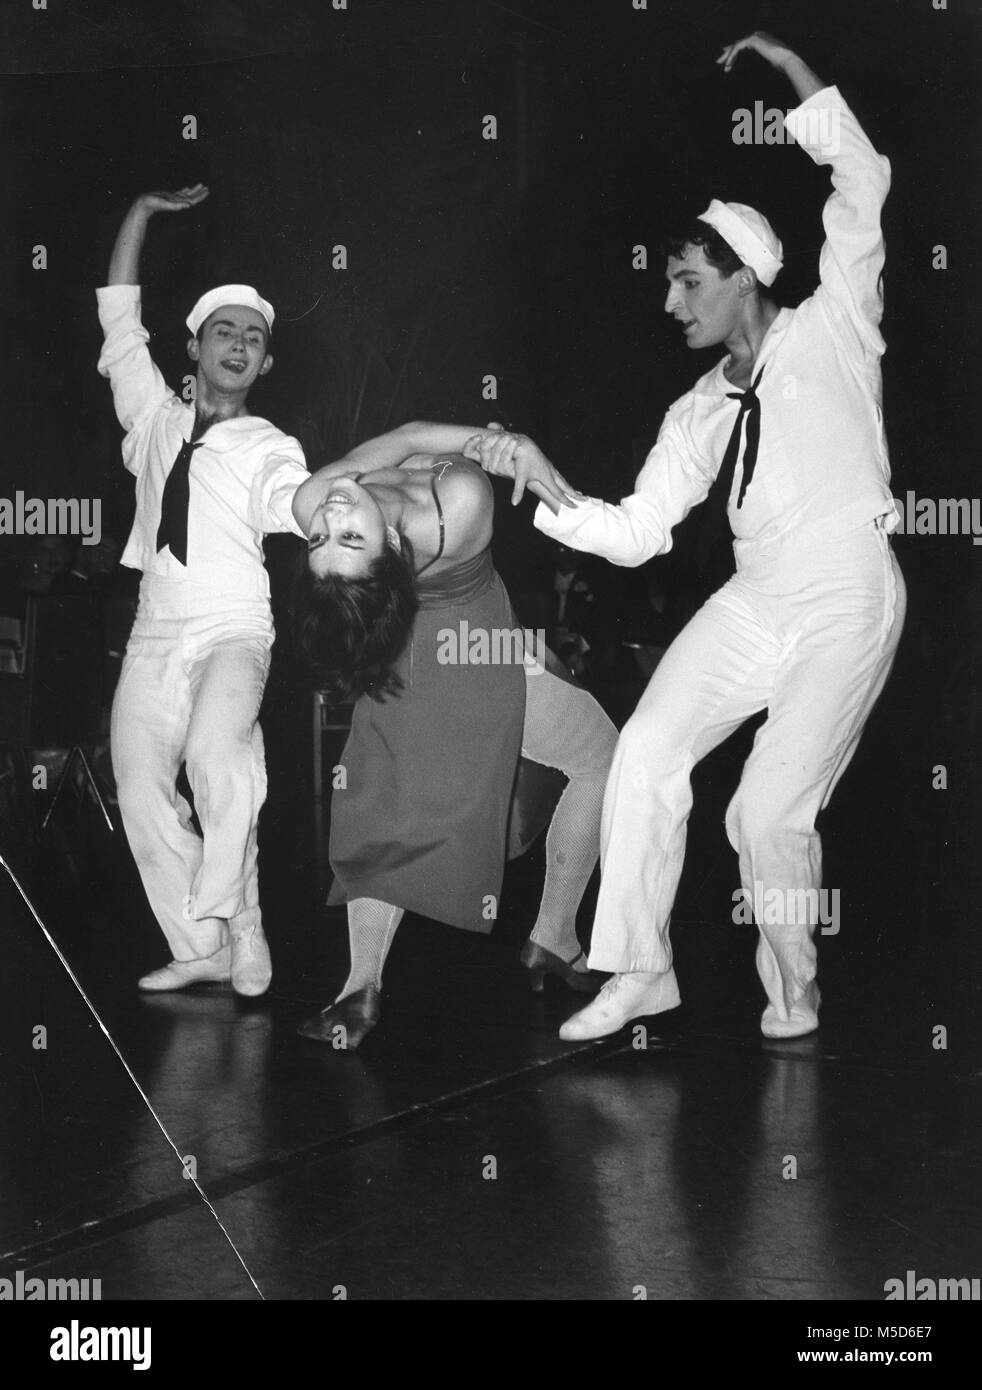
559, 968, 681, 1041
138, 945, 231, 992
229, 922, 272, 997
760, 981, 821, 1039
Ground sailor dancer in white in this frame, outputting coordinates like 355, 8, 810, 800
97, 185, 309, 995
470, 32, 906, 1041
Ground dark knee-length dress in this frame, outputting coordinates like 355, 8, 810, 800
327, 541, 527, 933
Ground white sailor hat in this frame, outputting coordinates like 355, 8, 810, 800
186, 284, 275, 337
697, 200, 784, 286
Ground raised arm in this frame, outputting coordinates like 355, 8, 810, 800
107, 185, 210, 284
786, 91, 891, 356
98, 186, 210, 442
717, 31, 824, 103
721, 33, 891, 355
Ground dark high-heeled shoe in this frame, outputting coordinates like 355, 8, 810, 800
297, 985, 381, 1049
519, 941, 606, 994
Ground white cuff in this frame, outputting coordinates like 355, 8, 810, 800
783, 84, 844, 157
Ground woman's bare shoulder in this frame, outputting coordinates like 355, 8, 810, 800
435, 458, 492, 503
435, 461, 494, 558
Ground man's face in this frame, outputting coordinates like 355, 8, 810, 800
664, 245, 743, 350
190, 306, 272, 395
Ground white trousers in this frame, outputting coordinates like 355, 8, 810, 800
111, 575, 273, 961
588, 525, 906, 1025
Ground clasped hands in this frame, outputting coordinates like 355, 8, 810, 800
463, 423, 582, 511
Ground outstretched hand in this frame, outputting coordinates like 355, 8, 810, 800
136, 184, 210, 216
717, 31, 796, 74
464, 423, 579, 510
108, 184, 211, 286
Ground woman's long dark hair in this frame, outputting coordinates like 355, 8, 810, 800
292, 538, 419, 703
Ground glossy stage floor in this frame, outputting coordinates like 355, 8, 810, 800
2, 665, 980, 1305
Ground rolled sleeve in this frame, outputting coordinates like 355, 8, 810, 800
534, 408, 712, 567
96, 285, 175, 434
252, 445, 310, 536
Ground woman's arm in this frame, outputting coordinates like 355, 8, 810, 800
292, 422, 486, 532
403, 423, 570, 509
292, 422, 484, 529
328, 421, 485, 479
294, 420, 574, 532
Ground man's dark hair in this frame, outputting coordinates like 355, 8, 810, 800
292, 540, 419, 703
661, 220, 745, 278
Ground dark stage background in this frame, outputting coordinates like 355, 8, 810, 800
2, 0, 979, 539
1, 0, 982, 1322
2, 0, 980, 879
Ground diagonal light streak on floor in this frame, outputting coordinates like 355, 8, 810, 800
0, 852, 266, 1301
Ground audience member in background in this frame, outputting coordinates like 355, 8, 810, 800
19, 536, 73, 596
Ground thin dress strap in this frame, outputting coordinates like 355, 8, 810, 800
414, 473, 446, 577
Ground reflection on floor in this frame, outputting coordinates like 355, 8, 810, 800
2, 685, 980, 1302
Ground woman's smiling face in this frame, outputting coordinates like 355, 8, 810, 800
306, 476, 388, 579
